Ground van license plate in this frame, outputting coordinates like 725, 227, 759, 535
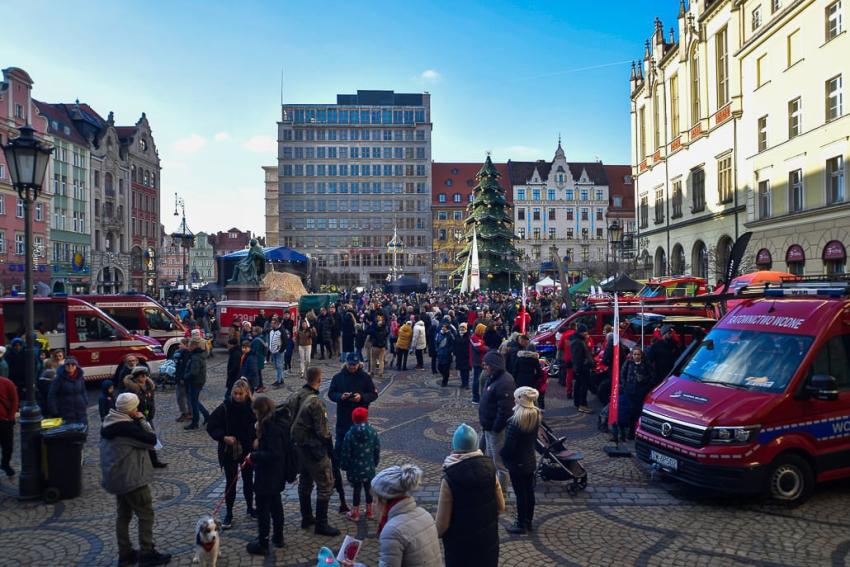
649, 450, 678, 471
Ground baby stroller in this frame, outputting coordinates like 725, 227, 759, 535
157, 358, 177, 390
536, 420, 588, 495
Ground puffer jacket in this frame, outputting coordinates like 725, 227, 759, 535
453, 332, 471, 371
122, 375, 157, 422
184, 349, 207, 388
396, 322, 413, 351
470, 333, 488, 367
411, 321, 427, 351
500, 418, 539, 475
206, 398, 256, 467
47, 365, 88, 424
99, 411, 157, 495
340, 422, 380, 483
435, 329, 455, 365
251, 419, 286, 496
512, 350, 544, 391
378, 497, 443, 567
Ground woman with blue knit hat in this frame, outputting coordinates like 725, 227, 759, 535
436, 423, 505, 567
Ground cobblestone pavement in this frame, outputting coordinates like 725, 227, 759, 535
2, 351, 850, 566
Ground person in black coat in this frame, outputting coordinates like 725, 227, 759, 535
648, 325, 682, 387
569, 325, 594, 414
340, 310, 356, 358
239, 340, 260, 391
500, 387, 541, 534
483, 324, 503, 351
225, 338, 242, 399
245, 396, 285, 555
615, 348, 655, 442
47, 358, 88, 424
206, 379, 256, 528
478, 351, 516, 495
453, 323, 471, 389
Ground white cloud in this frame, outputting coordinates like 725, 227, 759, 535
213, 132, 230, 142
172, 133, 207, 154
420, 69, 441, 82
499, 145, 542, 160
242, 135, 277, 154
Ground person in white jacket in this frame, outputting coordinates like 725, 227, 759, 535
411, 319, 427, 370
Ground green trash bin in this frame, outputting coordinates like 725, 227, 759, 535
42, 423, 88, 502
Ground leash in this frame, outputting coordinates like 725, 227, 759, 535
211, 459, 247, 518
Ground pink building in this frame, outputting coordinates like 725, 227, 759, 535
0, 67, 51, 294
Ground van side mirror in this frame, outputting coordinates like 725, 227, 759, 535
807, 374, 839, 401
703, 339, 714, 351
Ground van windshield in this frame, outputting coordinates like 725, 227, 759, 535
681, 329, 813, 393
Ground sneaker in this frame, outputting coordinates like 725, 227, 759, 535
118, 549, 139, 567
138, 550, 171, 566
578, 406, 594, 414
221, 512, 233, 529
338, 502, 350, 514
246, 539, 268, 556
346, 507, 360, 522
505, 522, 527, 535
365, 504, 374, 520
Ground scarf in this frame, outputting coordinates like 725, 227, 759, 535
377, 496, 409, 536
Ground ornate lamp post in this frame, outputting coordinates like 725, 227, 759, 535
608, 220, 623, 278
2, 125, 53, 500
172, 194, 194, 292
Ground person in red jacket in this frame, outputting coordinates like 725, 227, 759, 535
556, 323, 576, 398
0, 374, 19, 477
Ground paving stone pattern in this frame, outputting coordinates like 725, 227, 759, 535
1, 351, 849, 566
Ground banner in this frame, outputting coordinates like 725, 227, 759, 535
459, 254, 470, 294
719, 231, 753, 295
520, 281, 527, 335
608, 293, 621, 428
470, 230, 480, 292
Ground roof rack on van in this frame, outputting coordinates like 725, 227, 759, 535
579, 301, 707, 311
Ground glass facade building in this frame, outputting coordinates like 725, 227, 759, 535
278, 90, 432, 287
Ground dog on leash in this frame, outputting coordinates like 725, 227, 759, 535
193, 516, 222, 567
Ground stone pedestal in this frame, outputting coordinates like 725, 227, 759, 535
225, 284, 265, 301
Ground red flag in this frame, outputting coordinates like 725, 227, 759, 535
520, 282, 527, 335
608, 294, 620, 427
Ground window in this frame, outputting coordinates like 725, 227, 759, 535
826, 75, 843, 122
532, 189, 541, 201
581, 208, 589, 221
16, 199, 23, 218
547, 189, 555, 201
517, 189, 526, 201
809, 334, 850, 389
758, 180, 772, 219
437, 211, 447, 221
655, 188, 664, 224
772, 0, 782, 13
716, 27, 729, 107
613, 196, 623, 207
14, 103, 23, 119
718, 155, 733, 203
827, 156, 845, 204
438, 193, 446, 203
595, 208, 603, 221
453, 211, 463, 220
452, 193, 461, 203
566, 189, 573, 201
827, 1, 843, 41
752, 6, 762, 30
35, 202, 43, 221
596, 189, 604, 201
567, 228, 574, 239
672, 180, 683, 218
756, 54, 767, 88
15, 233, 24, 255
566, 208, 574, 220
690, 48, 701, 125
640, 194, 649, 228
0, 195, 4, 215
548, 208, 556, 221
653, 85, 661, 149
532, 208, 541, 221
691, 168, 706, 212
517, 208, 526, 221
533, 228, 541, 240
670, 74, 680, 135
517, 227, 526, 239
788, 97, 802, 138
758, 116, 768, 152
639, 107, 647, 157
0, 232, 4, 253
789, 169, 804, 212
549, 228, 556, 240
786, 29, 800, 68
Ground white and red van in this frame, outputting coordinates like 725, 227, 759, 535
636, 277, 850, 504
0, 296, 165, 381
215, 300, 296, 345
80, 294, 187, 358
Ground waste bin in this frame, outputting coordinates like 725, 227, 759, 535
42, 423, 88, 502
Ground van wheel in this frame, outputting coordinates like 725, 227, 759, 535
596, 379, 611, 406
766, 454, 813, 505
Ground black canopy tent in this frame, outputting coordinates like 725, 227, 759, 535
384, 275, 427, 294
601, 273, 643, 293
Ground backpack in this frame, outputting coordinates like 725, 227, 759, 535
274, 401, 301, 483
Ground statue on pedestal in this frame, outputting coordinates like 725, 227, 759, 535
228, 239, 266, 285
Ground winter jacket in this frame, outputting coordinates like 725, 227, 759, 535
483, 328, 502, 350
341, 312, 356, 352
250, 335, 266, 371
183, 348, 206, 387
174, 348, 190, 384
122, 375, 157, 422
570, 333, 593, 376
378, 497, 443, 567
478, 369, 516, 434
500, 419, 539, 475
99, 411, 157, 495
47, 365, 88, 424
251, 419, 286, 496
648, 338, 681, 386
368, 322, 389, 349
340, 422, 380, 483
355, 323, 368, 350
239, 352, 259, 384
439, 452, 501, 567
502, 338, 522, 373
98, 382, 114, 422
268, 327, 284, 354
557, 329, 575, 365
226, 345, 242, 392
411, 321, 427, 351
318, 315, 334, 345
296, 327, 316, 347
0, 375, 19, 421
206, 398, 256, 467
619, 359, 655, 395
452, 332, 471, 371
435, 330, 455, 365
470, 333, 488, 367
513, 350, 544, 391
5, 342, 26, 392
396, 322, 413, 351
327, 365, 378, 435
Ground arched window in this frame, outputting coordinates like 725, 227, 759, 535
690, 46, 701, 126
104, 172, 114, 196
671, 244, 686, 275
655, 247, 667, 277
131, 165, 136, 182
692, 240, 708, 279
716, 236, 733, 279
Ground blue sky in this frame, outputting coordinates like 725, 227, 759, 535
1, 0, 679, 235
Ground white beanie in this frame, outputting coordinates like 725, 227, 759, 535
115, 393, 140, 414
371, 464, 423, 499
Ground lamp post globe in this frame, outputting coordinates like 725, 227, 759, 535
2, 124, 53, 500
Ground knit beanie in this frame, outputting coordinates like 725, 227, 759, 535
482, 351, 505, 371
352, 407, 368, 424
115, 393, 140, 414
371, 464, 423, 499
514, 386, 539, 408
451, 423, 478, 453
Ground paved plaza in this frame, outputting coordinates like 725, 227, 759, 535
1, 352, 849, 567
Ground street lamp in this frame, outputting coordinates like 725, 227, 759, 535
608, 220, 623, 278
172, 194, 193, 292
2, 124, 53, 500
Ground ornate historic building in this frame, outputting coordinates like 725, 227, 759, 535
263, 165, 279, 247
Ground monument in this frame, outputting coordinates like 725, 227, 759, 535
225, 239, 267, 300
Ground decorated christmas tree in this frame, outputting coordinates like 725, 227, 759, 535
453, 155, 521, 290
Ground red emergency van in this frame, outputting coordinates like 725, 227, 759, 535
636, 277, 850, 504
0, 296, 166, 381
81, 294, 187, 358
214, 300, 296, 345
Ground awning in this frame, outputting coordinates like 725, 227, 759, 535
823, 240, 846, 261
756, 248, 772, 265
786, 245, 805, 263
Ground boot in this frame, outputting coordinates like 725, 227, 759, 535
221, 510, 233, 530
138, 550, 172, 566
365, 503, 374, 520
150, 451, 168, 469
314, 500, 341, 536
346, 506, 360, 522
272, 530, 284, 548
118, 549, 139, 567
299, 495, 316, 529
246, 538, 269, 556
505, 520, 527, 535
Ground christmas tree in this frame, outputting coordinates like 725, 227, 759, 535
453, 155, 521, 290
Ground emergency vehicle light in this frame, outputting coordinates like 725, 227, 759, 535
765, 287, 847, 297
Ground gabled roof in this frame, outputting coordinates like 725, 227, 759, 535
507, 159, 609, 187
115, 126, 136, 141
431, 162, 510, 205
32, 100, 91, 146
604, 164, 635, 212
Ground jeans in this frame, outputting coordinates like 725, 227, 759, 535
574, 370, 589, 408
224, 459, 253, 515
483, 429, 508, 495
284, 340, 294, 370
472, 366, 483, 402
271, 352, 284, 384
396, 349, 409, 370
0, 421, 13, 469
351, 480, 373, 506
176, 382, 189, 415
459, 368, 470, 388
299, 345, 312, 376
116, 485, 155, 555
438, 362, 451, 386
187, 383, 209, 426
256, 492, 283, 543
509, 470, 536, 526
415, 349, 424, 369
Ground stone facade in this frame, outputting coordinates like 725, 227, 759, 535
263, 165, 278, 246
188, 231, 215, 284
